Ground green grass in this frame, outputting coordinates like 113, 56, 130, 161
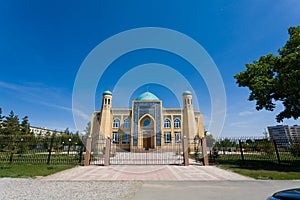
0, 164, 75, 178
218, 161, 300, 180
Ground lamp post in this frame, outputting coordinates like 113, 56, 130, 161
68, 138, 71, 155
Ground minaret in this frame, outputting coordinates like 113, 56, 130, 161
99, 90, 113, 138
182, 91, 197, 139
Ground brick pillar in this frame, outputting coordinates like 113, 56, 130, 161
104, 137, 111, 166
201, 137, 209, 166
84, 136, 92, 166
183, 137, 189, 166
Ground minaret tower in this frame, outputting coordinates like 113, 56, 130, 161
99, 90, 113, 138
182, 91, 197, 139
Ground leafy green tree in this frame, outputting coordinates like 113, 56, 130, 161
205, 134, 215, 148
64, 128, 70, 135
234, 26, 300, 122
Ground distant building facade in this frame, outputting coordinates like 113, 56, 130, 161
90, 90, 205, 151
30, 126, 60, 136
289, 125, 300, 142
267, 125, 300, 147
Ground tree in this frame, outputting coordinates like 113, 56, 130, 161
234, 26, 300, 122
0, 108, 3, 134
205, 134, 215, 148
2, 111, 20, 136
20, 116, 31, 135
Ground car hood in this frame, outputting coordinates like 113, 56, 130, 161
273, 188, 300, 199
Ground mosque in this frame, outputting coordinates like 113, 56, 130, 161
90, 90, 204, 151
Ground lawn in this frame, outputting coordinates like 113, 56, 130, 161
0, 164, 75, 178
218, 161, 300, 180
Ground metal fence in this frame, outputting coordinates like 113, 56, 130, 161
0, 135, 85, 165
209, 137, 300, 166
89, 137, 106, 165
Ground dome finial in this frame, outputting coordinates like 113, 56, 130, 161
103, 90, 112, 95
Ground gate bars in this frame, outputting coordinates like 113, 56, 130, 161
85, 136, 209, 166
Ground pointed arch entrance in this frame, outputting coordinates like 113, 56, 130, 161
140, 115, 155, 150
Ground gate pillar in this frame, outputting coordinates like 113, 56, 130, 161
104, 137, 111, 166
201, 137, 209, 166
84, 136, 92, 166
183, 136, 189, 166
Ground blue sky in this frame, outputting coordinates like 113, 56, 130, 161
0, 0, 299, 137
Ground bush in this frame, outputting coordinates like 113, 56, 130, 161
290, 143, 300, 157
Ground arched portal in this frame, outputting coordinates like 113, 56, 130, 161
140, 115, 155, 150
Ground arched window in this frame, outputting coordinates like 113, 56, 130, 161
113, 118, 120, 128
164, 118, 171, 128
143, 118, 151, 127
174, 118, 181, 128
123, 117, 130, 128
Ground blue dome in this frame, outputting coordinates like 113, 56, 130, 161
183, 90, 192, 95
103, 90, 112, 95
136, 92, 159, 100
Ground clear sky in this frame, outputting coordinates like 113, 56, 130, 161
0, 0, 299, 137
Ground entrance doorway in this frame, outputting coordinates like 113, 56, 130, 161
140, 117, 154, 150
143, 130, 154, 150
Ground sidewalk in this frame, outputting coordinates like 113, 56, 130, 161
41, 165, 253, 181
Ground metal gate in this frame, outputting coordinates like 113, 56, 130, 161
109, 144, 183, 165
88, 138, 184, 165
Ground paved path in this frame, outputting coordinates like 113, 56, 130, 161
42, 165, 253, 181
3, 165, 300, 200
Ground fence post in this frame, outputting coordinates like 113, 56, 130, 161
273, 139, 281, 164
104, 137, 111, 166
183, 136, 189, 166
9, 152, 13, 163
47, 137, 54, 165
201, 137, 209, 166
84, 136, 92, 166
238, 140, 245, 165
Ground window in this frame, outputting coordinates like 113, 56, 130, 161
164, 132, 171, 144
122, 132, 130, 144
123, 118, 130, 128
164, 119, 171, 128
113, 118, 120, 128
143, 118, 151, 127
174, 118, 181, 128
175, 132, 181, 143
112, 132, 120, 144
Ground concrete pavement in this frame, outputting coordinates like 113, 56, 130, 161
132, 180, 300, 200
